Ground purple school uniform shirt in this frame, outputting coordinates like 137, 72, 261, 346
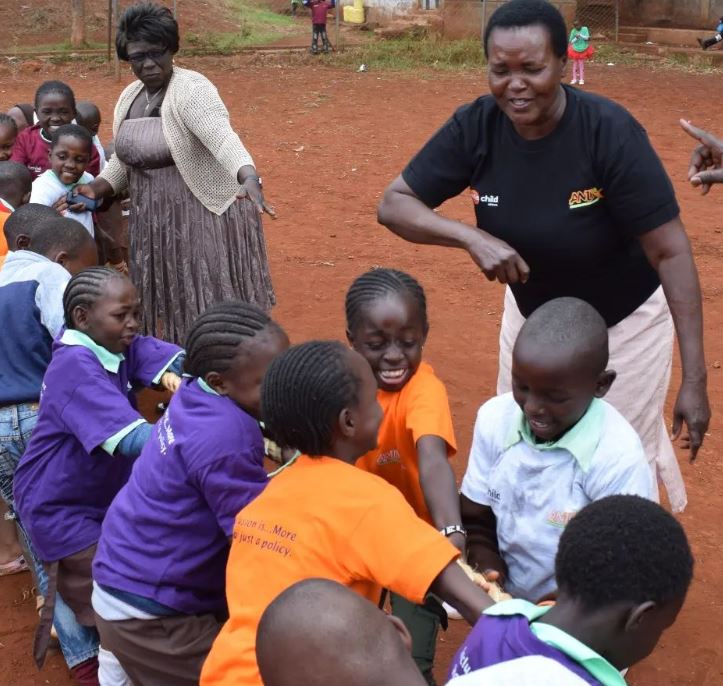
13, 335, 181, 562
93, 378, 268, 615
448, 612, 601, 686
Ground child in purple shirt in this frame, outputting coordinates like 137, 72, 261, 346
92, 301, 289, 686
448, 495, 693, 686
13, 267, 183, 669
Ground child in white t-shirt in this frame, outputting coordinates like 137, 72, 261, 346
30, 124, 95, 236
461, 297, 654, 602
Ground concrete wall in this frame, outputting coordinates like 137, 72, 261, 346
621, 0, 723, 28
339, 0, 418, 22
443, 0, 576, 40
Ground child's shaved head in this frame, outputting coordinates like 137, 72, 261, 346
257, 579, 425, 686
515, 297, 609, 375
511, 297, 614, 442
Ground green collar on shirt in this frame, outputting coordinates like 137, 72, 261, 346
60, 329, 124, 373
181, 373, 221, 396
484, 600, 626, 686
197, 377, 220, 396
50, 170, 84, 189
503, 398, 604, 472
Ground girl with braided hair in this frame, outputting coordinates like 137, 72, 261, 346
13, 267, 183, 675
91, 301, 289, 686
201, 341, 495, 686
346, 268, 462, 685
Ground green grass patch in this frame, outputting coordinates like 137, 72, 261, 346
5, 40, 107, 54
333, 35, 485, 71
184, 0, 304, 52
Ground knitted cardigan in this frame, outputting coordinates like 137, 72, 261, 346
100, 66, 255, 216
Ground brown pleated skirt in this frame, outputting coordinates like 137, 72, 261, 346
115, 117, 275, 345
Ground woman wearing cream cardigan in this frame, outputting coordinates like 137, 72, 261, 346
77, 2, 275, 344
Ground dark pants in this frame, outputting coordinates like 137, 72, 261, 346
311, 23, 330, 52
95, 612, 222, 686
390, 592, 446, 686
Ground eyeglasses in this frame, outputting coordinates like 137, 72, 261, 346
127, 49, 168, 65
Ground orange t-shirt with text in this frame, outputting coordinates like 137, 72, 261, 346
200, 455, 459, 686
355, 361, 457, 524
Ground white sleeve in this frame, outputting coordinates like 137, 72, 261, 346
35, 266, 70, 338
30, 174, 64, 207
584, 428, 656, 502
460, 400, 502, 505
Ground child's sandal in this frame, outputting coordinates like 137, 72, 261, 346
0, 554, 29, 576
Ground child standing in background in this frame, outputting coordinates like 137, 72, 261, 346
30, 124, 96, 236
309, 0, 334, 53
75, 101, 107, 172
11, 81, 101, 180
568, 19, 593, 85
6, 104, 34, 133
346, 268, 461, 686
93, 302, 289, 686
0, 113, 18, 162
13, 268, 182, 674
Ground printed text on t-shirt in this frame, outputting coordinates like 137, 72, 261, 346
233, 517, 297, 558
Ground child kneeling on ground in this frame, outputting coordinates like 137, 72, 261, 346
461, 297, 655, 602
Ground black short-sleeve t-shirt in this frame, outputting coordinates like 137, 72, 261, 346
402, 85, 679, 326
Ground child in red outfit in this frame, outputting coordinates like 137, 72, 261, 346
11, 81, 101, 181
309, 0, 334, 53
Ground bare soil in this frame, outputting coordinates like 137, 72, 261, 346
0, 55, 721, 686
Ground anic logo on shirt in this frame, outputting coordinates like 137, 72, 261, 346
377, 449, 401, 467
546, 510, 577, 528
470, 189, 499, 207
568, 187, 604, 210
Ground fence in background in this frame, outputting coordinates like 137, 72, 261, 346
478, 0, 620, 42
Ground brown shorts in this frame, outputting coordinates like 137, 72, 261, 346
35, 545, 97, 667
52, 544, 97, 626
95, 612, 222, 686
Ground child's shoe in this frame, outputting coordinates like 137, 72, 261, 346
70, 656, 100, 686
570, 78, 578, 85
579, 79, 585, 85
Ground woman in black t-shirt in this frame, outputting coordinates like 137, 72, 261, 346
377, 0, 709, 511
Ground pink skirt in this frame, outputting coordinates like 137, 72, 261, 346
568, 44, 594, 60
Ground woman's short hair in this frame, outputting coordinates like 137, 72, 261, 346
483, 0, 568, 59
116, 2, 180, 61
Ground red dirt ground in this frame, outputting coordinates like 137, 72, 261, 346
0, 56, 722, 685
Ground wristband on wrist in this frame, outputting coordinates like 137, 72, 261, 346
440, 525, 467, 538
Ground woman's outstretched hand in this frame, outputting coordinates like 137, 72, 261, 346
680, 119, 723, 194
237, 178, 276, 219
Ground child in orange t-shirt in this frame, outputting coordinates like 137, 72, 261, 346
0, 161, 33, 266
200, 341, 494, 686
346, 268, 462, 685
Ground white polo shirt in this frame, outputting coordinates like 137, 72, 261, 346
30, 169, 95, 237
461, 393, 654, 602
